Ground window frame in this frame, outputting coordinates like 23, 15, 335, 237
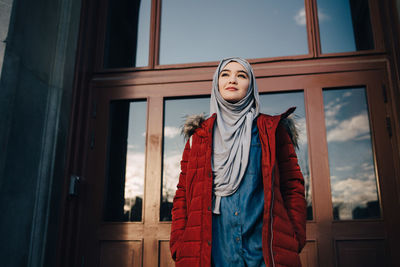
93, 0, 387, 72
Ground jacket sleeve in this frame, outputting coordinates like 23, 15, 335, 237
276, 124, 307, 252
170, 139, 191, 261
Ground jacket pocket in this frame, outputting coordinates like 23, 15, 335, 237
282, 203, 300, 253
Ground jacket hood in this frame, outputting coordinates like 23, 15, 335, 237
182, 113, 299, 148
181, 114, 207, 140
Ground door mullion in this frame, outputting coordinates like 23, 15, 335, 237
144, 96, 163, 224
143, 96, 163, 267
305, 87, 335, 267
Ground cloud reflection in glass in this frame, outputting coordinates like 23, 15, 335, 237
323, 88, 380, 220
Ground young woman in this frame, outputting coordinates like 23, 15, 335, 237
170, 57, 306, 267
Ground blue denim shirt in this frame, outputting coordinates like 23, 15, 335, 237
212, 121, 265, 267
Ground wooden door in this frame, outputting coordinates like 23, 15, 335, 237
256, 69, 399, 267
78, 67, 399, 267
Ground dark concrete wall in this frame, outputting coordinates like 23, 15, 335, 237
0, 0, 81, 266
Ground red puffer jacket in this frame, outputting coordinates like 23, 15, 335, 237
170, 109, 307, 267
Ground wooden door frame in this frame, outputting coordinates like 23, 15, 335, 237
76, 67, 399, 267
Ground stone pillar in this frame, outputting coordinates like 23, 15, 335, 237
0, 0, 81, 266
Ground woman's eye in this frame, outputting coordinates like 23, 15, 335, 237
220, 73, 229, 77
238, 74, 247, 79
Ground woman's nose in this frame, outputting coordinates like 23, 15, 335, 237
228, 76, 237, 84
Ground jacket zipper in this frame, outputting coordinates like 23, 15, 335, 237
269, 165, 276, 267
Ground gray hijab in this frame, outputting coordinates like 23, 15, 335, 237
210, 57, 260, 214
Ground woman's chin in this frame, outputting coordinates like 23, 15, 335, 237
223, 97, 241, 103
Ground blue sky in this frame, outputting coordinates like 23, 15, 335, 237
132, 0, 361, 65
317, 0, 356, 53
323, 88, 379, 220
134, 0, 151, 67
159, 0, 308, 64
124, 101, 147, 214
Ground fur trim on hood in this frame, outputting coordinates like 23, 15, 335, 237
281, 116, 299, 149
181, 114, 207, 141
181, 114, 300, 148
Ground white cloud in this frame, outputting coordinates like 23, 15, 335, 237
332, 178, 377, 203
124, 152, 145, 199
361, 162, 374, 171
324, 101, 348, 127
122, 148, 186, 209
327, 112, 370, 142
162, 153, 183, 202
318, 9, 331, 22
354, 134, 371, 141
335, 165, 353, 171
164, 126, 180, 139
127, 144, 136, 150
331, 177, 378, 219
343, 92, 352, 98
294, 8, 306, 26
295, 8, 329, 26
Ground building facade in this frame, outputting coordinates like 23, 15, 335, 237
1, 0, 400, 266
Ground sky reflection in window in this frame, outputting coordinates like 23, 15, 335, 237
159, 0, 308, 64
104, 101, 147, 222
317, 0, 374, 54
161, 97, 210, 221
323, 88, 380, 220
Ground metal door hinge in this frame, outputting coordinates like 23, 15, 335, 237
386, 116, 392, 138
69, 175, 80, 196
382, 84, 388, 103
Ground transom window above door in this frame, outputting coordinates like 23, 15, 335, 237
158, 0, 308, 65
100, 0, 382, 69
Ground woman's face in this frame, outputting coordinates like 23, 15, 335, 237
218, 61, 250, 103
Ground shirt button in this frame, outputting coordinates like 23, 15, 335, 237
208, 206, 211, 211
208, 171, 212, 178
234, 211, 239, 216
236, 237, 240, 242
207, 240, 211, 246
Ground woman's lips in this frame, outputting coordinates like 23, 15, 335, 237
225, 87, 237, 91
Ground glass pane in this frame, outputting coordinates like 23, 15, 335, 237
104, 100, 147, 222
260, 91, 313, 220
323, 88, 380, 220
104, 0, 151, 68
318, 0, 374, 54
161, 97, 210, 221
159, 0, 308, 65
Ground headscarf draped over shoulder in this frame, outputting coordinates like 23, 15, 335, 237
210, 57, 260, 214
